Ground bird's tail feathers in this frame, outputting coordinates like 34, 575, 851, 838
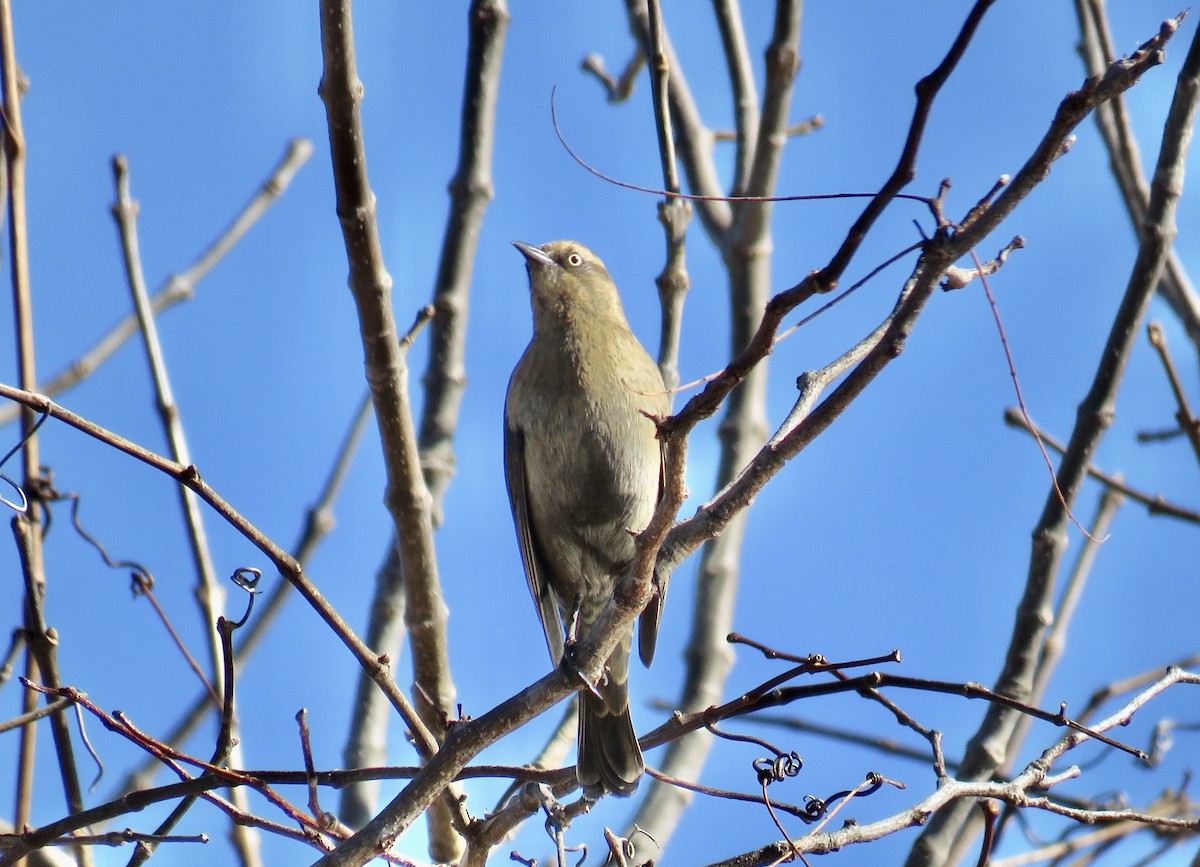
577, 691, 643, 798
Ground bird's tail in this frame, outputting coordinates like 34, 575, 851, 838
576, 647, 644, 797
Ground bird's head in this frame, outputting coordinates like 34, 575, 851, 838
513, 240, 626, 325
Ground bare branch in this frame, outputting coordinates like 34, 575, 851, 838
1003, 406, 1200, 523
907, 13, 1198, 863
0, 139, 312, 428
316, 0, 465, 856
1074, 0, 1200, 360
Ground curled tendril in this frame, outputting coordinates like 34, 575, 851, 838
753, 751, 803, 785
802, 795, 828, 820
64, 493, 157, 593
231, 567, 262, 592
228, 567, 263, 628
128, 567, 155, 596
826, 771, 886, 804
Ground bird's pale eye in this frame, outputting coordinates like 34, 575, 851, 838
565, 252, 583, 268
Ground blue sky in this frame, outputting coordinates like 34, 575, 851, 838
1, 3, 1198, 865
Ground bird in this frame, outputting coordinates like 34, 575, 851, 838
504, 239, 668, 797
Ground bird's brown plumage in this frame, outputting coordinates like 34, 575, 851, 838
504, 240, 667, 796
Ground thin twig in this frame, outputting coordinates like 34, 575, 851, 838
646, 0, 691, 398
1074, 0, 1200, 361
110, 154, 227, 713
0, 139, 311, 428
0, 384, 440, 772
1147, 320, 1200, 463
119, 391, 373, 798
1003, 407, 1200, 524
111, 156, 261, 867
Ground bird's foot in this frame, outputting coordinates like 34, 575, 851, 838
559, 640, 606, 701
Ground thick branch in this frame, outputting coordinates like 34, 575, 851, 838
316, 0, 464, 856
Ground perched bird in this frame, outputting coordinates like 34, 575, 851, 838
504, 239, 668, 797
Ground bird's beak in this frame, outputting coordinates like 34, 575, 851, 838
512, 240, 555, 268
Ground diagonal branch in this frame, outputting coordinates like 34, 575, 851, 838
0, 384, 440, 794
905, 13, 1198, 865
0, 139, 311, 428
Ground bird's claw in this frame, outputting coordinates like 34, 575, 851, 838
559, 640, 606, 701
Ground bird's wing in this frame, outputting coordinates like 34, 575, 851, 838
504, 419, 566, 663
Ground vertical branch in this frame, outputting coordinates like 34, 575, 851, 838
1074, 0, 1200, 358
645, 0, 691, 395
627, 1, 801, 855
110, 157, 262, 867
417, 0, 509, 522
316, 0, 466, 858
711, 0, 759, 196
905, 21, 1200, 866
127, 602, 244, 867
12, 519, 91, 867
339, 0, 507, 838
622, 0, 732, 239
110, 155, 227, 716
339, 544, 405, 829
0, 0, 34, 481
0, 0, 55, 852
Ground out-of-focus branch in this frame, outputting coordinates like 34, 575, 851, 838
1074, 0, 1200, 360
711, 0, 758, 195
988, 787, 1196, 867
580, 49, 645, 103
338, 543, 404, 829
645, 0, 691, 395
316, 0, 465, 858
906, 15, 1199, 865
1011, 485, 1124, 754
417, 0, 509, 522
976, 485, 1125, 863
743, 0, 801, 205
622, 0, 732, 237
0, 139, 311, 429
1147, 320, 1200, 463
